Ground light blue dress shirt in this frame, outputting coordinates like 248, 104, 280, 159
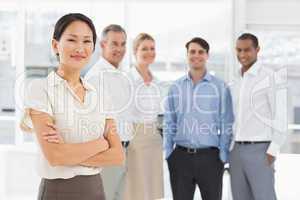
163, 72, 234, 163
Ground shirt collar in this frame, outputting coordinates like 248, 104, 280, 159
47, 70, 96, 92
98, 57, 121, 71
238, 61, 262, 77
183, 70, 212, 82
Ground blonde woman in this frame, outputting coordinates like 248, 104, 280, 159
21, 13, 124, 200
124, 33, 164, 200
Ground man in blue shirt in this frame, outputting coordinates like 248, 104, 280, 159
164, 37, 234, 200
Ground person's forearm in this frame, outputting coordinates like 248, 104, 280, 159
80, 146, 125, 167
220, 123, 232, 149
30, 110, 108, 167
81, 130, 125, 167
46, 139, 107, 166
163, 114, 177, 159
164, 131, 175, 159
267, 86, 287, 157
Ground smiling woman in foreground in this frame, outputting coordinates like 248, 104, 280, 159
21, 13, 124, 200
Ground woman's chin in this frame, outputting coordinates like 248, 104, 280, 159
140, 60, 154, 66
68, 62, 88, 70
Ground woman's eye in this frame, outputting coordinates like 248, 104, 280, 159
84, 40, 92, 43
67, 39, 76, 42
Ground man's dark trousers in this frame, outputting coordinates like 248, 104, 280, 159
167, 146, 224, 200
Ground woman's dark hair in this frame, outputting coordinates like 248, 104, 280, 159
53, 13, 97, 50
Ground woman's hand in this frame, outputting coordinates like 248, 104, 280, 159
98, 138, 109, 152
42, 123, 64, 144
104, 119, 118, 138
43, 123, 109, 152
79, 119, 124, 167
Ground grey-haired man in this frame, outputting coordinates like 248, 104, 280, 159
85, 24, 133, 200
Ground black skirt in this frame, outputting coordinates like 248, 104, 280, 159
37, 174, 105, 200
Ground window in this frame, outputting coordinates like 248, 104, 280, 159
127, 1, 232, 82
0, 11, 17, 144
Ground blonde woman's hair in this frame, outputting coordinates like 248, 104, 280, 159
132, 33, 155, 54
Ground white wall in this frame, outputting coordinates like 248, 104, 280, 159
0, 145, 39, 199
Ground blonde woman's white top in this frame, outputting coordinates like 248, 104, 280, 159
23, 71, 114, 179
127, 67, 163, 123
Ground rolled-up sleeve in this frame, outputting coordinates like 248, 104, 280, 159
22, 79, 54, 129
267, 68, 288, 157
219, 84, 234, 163
163, 85, 177, 159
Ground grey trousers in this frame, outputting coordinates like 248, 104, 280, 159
229, 143, 277, 200
37, 174, 105, 200
101, 147, 127, 200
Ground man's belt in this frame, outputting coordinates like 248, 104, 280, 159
176, 145, 218, 154
121, 141, 130, 148
235, 141, 270, 145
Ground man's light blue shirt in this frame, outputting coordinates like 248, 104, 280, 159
163, 72, 234, 163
